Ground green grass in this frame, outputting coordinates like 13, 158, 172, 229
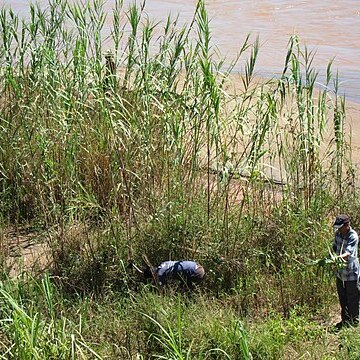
1, 275, 360, 359
0, 0, 358, 358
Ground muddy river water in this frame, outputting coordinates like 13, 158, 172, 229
2, 0, 360, 102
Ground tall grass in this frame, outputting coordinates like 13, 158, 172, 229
0, 274, 102, 359
0, 0, 358, 357
0, 0, 351, 219
3, 276, 358, 359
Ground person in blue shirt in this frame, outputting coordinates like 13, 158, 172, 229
143, 260, 205, 289
332, 214, 360, 330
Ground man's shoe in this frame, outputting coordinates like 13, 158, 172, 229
332, 321, 344, 333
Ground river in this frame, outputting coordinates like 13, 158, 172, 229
1, 0, 360, 102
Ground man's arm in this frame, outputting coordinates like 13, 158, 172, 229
341, 234, 358, 261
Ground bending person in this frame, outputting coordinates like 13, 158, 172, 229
144, 260, 205, 289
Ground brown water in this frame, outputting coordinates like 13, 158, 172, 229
2, 0, 360, 102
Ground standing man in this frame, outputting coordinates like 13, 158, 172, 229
332, 214, 360, 330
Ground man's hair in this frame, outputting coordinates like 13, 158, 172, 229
143, 265, 154, 279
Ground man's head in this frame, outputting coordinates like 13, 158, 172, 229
333, 214, 350, 235
143, 265, 156, 280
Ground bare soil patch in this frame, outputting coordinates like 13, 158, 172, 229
2, 226, 51, 277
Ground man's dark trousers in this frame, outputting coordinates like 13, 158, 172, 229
336, 277, 360, 324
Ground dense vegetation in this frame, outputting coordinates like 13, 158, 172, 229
1, 0, 359, 358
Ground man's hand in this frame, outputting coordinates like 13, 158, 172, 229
339, 252, 350, 261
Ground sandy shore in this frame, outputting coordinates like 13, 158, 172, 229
345, 101, 360, 168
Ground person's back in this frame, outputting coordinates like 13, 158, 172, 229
157, 261, 195, 283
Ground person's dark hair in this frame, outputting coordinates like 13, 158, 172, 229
143, 265, 154, 279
